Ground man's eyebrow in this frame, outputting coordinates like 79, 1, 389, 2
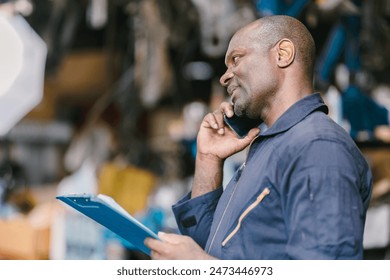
225, 48, 246, 66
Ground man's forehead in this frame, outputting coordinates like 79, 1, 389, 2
224, 21, 262, 60
226, 31, 253, 53
229, 21, 260, 47
236, 20, 261, 38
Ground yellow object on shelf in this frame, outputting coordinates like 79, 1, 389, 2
98, 163, 156, 215
0, 217, 50, 260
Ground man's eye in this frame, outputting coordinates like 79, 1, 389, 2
233, 56, 239, 65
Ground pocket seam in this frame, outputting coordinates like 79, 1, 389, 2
221, 187, 270, 247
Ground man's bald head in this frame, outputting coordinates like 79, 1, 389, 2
237, 15, 316, 81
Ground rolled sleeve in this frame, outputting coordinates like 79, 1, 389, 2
172, 187, 223, 248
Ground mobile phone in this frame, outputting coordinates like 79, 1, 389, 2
223, 113, 263, 138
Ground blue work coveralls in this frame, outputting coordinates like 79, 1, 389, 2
173, 93, 372, 259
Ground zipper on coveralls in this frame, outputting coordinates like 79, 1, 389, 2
206, 136, 259, 254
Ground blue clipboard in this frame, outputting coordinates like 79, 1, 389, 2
56, 194, 159, 256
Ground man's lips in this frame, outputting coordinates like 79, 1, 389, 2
227, 85, 238, 104
227, 85, 237, 96
230, 95, 235, 105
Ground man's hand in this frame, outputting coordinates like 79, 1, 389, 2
144, 232, 216, 260
191, 101, 260, 198
197, 101, 260, 161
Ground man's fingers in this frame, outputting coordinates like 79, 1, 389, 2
145, 237, 171, 259
212, 110, 225, 131
203, 112, 219, 129
145, 232, 183, 249
203, 112, 225, 135
145, 234, 180, 260
144, 237, 160, 251
220, 102, 234, 118
246, 127, 261, 139
202, 102, 234, 133
157, 232, 180, 243
150, 250, 162, 260
230, 127, 260, 151
240, 128, 260, 145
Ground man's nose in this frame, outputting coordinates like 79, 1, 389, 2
219, 69, 233, 87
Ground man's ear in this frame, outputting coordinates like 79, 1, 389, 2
276, 39, 295, 68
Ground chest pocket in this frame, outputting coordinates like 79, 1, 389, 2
221, 187, 271, 246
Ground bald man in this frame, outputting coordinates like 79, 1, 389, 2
145, 15, 372, 260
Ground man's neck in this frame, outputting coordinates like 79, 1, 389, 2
262, 86, 313, 127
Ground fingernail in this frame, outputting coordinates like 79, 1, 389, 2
212, 123, 218, 129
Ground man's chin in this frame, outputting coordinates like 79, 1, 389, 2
233, 103, 246, 117
233, 107, 243, 117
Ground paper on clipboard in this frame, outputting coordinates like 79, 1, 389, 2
56, 193, 159, 256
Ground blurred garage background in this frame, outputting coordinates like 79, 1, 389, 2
0, 0, 390, 260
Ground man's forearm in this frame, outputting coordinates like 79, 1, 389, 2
191, 154, 224, 198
